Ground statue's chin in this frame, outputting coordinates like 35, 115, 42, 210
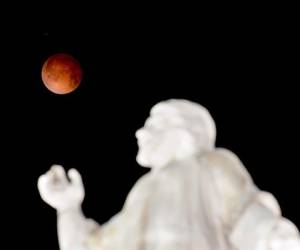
137, 151, 172, 169
136, 153, 151, 168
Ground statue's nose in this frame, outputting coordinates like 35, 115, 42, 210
135, 128, 144, 139
135, 128, 151, 141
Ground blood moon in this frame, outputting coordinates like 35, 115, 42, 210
41, 53, 82, 94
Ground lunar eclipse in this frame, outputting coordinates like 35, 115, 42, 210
41, 53, 82, 94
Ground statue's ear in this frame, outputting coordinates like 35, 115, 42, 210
174, 129, 197, 159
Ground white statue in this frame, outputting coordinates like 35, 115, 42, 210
38, 99, 300, 250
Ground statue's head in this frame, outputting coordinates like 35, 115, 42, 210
136, 99, 216, 169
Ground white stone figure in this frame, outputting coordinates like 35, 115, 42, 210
38, 99, 300, 250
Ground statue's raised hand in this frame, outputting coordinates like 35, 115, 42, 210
38, 165, 85, 212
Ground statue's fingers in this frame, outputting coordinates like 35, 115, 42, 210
37, 174, 52, 197
38, 175, 46, 191
50, 164, 67, 183
68, 168, 83, 187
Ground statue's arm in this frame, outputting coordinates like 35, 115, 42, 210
84, 173, 154, 249
268, 216, 300, 249
57, 206, 100, 250
206, 149, 300, 249
229, 191, 300, 250
38, 165, 100, 250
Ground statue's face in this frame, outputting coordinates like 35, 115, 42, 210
135, 112, 195, 168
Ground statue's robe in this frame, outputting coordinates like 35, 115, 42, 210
86, 149, 300, 250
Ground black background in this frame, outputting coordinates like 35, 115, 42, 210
2, 5, 299, 249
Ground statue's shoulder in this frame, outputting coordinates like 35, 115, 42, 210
201, 149, 258, 229
128, 172, 154, 193
123, 172, 154, 206
201, 148, 253, 184
202, 148, 242, 166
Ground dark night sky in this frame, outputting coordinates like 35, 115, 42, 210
2, 8, 299, 249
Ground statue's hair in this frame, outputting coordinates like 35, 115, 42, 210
151, 99, 216, 150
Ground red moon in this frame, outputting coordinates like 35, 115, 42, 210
41, 53, 82, 94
